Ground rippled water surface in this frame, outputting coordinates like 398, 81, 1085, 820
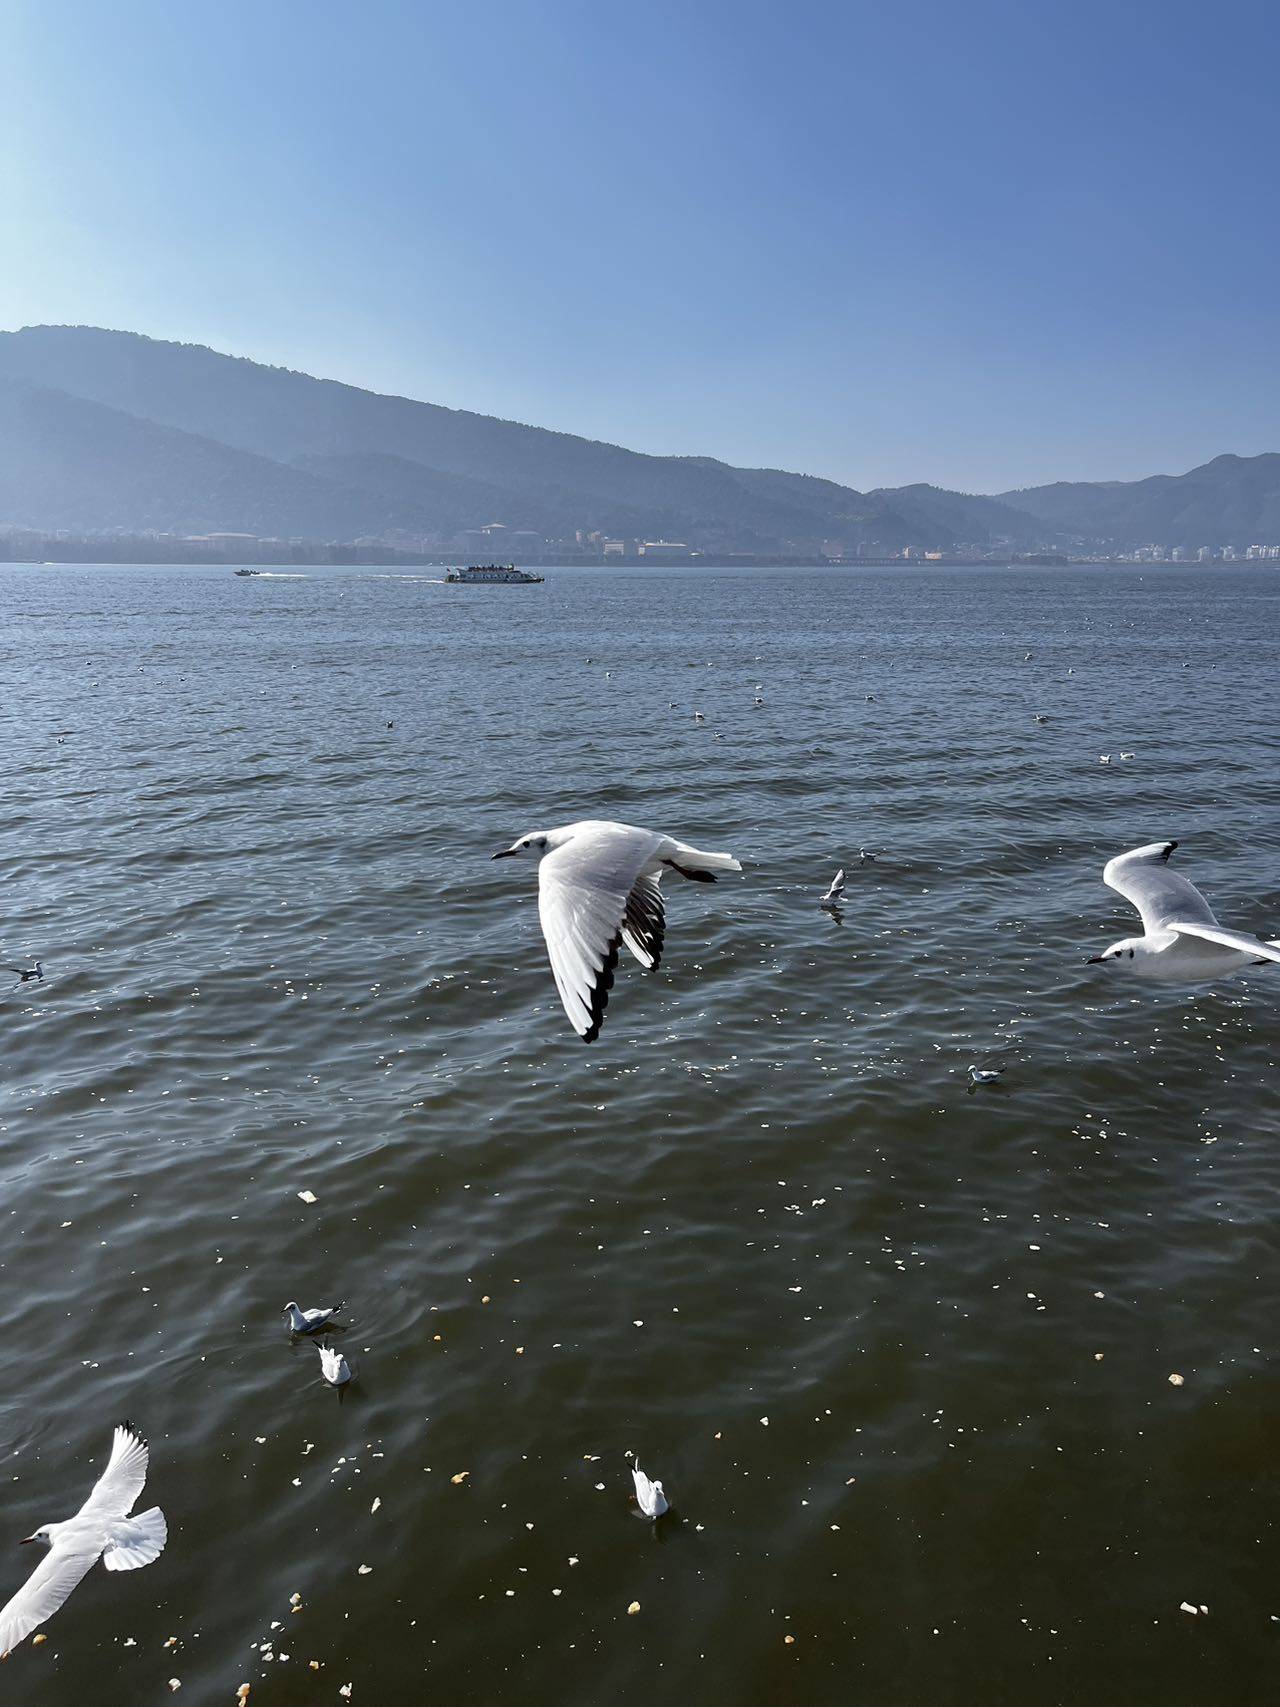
2, 561, 1279, 1705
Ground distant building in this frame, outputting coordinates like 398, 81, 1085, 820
1197, 546, 1212, 561
457, 521, 514, 556
601, 539, 627, 557
638, 541, 690, 558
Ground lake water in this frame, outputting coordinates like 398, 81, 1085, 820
1, 560, 1278, 1704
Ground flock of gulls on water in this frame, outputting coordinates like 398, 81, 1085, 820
2, 821, 1278, 1660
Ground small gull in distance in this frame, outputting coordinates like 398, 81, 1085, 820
820, 869, 846, 907
1099, 754, 1112, 764
283, 1299, 343, 1333
967, 1064, 1006, 1087
492, 820, 741, 1040
1088, 840, 1280, 981
1033, 713, 1049, 724
0, 1423, 166, 1659
7, 962, 42, 983
631, 1461, 669, 1519
858, 849, 877, 865
317, 1342, 352, 1386
693, 711, 705, 722
1120, 751, 1135, 759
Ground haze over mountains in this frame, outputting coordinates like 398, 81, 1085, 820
1, 325, 1277, 555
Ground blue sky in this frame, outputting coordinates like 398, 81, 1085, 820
4, 0, 1278, 490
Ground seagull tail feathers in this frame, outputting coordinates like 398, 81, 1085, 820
103, 1506, 167, 1572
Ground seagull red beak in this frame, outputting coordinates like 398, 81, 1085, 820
18, 1537, 34, 1545
491, 848, 517, 859
1086, 955, 1105, 964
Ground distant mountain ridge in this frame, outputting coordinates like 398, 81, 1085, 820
0, 326, 1040, 550
0, 325, 1276, 550
999, 454, 1280, 547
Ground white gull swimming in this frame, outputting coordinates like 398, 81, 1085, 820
283, 1299, 343, 1333
631, 1461, 669, 1519
317, 1342, 352, 1386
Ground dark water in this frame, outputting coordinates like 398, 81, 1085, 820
1, 561, 1278, 1705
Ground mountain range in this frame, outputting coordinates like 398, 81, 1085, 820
0, 325, 1277, 553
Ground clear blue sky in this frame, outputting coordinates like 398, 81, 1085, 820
4, 0, 1278, 491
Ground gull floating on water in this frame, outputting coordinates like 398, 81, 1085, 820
820, 869, 846, 907
492, 820, 741, 1040
317, 1342, 351, 1386
693, 711, 705, 722
631, 1461, 669, 1519
1033, 714, 1049, 724
967, 1064, 1006, 1087
1120, 751, 1135, 759
1089, 840, 1280, 982
1099, 755, 1112, 764
0, 1423, 166, 1659
858, 849, 877, 865
7, 962, 42, 983
283, 1299, 343, 1333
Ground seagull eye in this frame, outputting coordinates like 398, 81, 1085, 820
1129, 949, 1135, 959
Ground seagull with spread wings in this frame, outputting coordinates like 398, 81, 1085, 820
0, 1422, 166, 1659
492, 819, 741, 1040
1088, 841, 1280, 982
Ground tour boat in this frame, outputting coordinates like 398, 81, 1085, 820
445, 563, 544, 584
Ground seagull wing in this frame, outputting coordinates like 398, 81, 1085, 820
621, 873, 665, 971
77, 1424, 149, 1521
1171, 922, 1280, 962
1103, 841, 1218, 934
0, 1536, 102, 1656
538, 826, 664, 1040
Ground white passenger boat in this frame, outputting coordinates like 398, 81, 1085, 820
444, 563, 544, 584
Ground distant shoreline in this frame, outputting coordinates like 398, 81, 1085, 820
0, 544, 1255, 571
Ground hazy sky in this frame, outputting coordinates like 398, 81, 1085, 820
5, 0, 1279, 491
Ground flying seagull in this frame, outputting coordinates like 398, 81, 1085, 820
1089, 840, 1280, 982
820, 869, 846, 907
283, 1299, 343, 1334
7, 963, 42, 983
492, 820, 741, 1040
0, 1423, 166, 1659
631, 1461, 669, 1519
